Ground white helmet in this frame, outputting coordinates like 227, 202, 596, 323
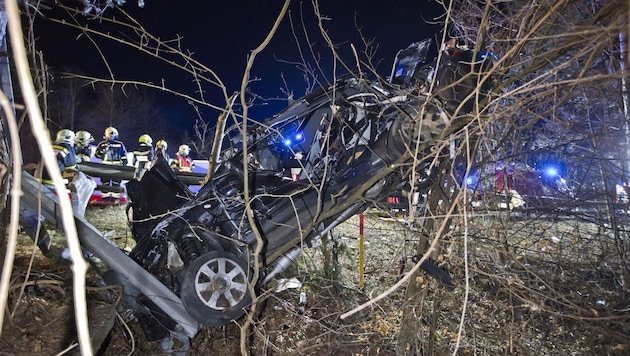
178, 144, 191, 156
56, 129, 75, 144
75, 130, 94, 146
104, 126, 119, 141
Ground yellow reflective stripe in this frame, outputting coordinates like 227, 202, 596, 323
37, 178, 69, 185
52, 144, 70, 156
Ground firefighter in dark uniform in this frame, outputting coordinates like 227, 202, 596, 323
154, 139, 170, 164
131, 134, 154, 180
75, 130, 95, 163
40, 129, 79, 186
95, 126, 128, 200
28, 129, 78, 255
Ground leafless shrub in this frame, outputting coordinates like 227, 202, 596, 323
1, 0, 628, 355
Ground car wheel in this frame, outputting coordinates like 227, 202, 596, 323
180, 251, 252, 327
389, 98, 450, 156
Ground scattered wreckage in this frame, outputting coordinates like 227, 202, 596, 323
123, 37, 495, 333
19, 37, 495, 343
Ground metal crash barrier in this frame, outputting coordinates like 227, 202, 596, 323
78, 162, 206, 188
19, 170, 200, 338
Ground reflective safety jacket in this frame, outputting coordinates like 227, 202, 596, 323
132, 143, 155, 179
171, 153, 194, 173
76, 144, 95, 163
40, 141, 78, 185
95, 139, 128, 165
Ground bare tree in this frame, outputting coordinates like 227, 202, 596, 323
47, 73, 88, 131
389, 0, 629, 354
2, 0, 628, 355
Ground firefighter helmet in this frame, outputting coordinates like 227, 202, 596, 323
178, 144, 191, 156
104, 126, 119, 141
139, 134, 153, 145
75, 130, 94, 146
56, 129, 75, 144
156, 139, 168, 151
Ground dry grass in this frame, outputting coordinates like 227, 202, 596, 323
3, 205, 629, 355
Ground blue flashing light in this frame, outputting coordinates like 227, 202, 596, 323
544, 166, 558, 177
477, 50, 498, 61
466, 176, 474, 186
283, 131, 304, 147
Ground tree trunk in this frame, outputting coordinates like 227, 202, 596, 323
396, 235, 432, 355
397, 158, 455, 355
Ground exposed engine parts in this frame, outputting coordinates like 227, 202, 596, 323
125, 37, 494, 328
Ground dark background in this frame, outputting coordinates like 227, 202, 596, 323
31, 0, 444, 148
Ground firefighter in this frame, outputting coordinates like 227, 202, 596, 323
132, 134, 154, 180
171, 144, 195, 173
28, 129, 79, 251
154, 139, 170, 164
95, 127, 128, 165
37, 129, 96, 217
75, 130, 95, 163
39, 129, 78, 185
95, 126, 128, 199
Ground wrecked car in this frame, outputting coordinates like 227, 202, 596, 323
123, 37, 495, 331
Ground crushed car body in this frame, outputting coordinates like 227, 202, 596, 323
123, 37, 495, 330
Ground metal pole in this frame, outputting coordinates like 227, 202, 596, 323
359, 213, 365, 289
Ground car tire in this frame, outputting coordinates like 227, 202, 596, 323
180, 251, 252, 327
388, 98, 450, 156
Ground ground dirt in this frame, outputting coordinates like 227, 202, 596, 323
1, 204, 629, 355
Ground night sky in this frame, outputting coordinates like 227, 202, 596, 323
33, 0, 444, 141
